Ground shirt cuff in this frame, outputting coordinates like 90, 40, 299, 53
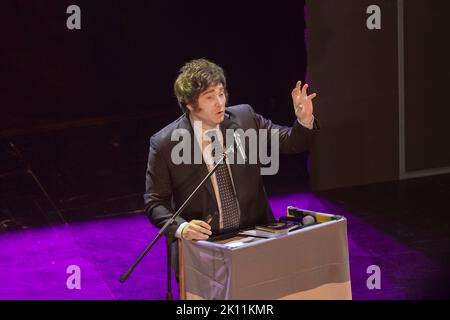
175, 222, 189, 239
297, 115, 314, 129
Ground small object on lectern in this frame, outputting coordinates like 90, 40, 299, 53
301, 215, 316, 226
255, 221, 300, 234
287, 206, 343, 223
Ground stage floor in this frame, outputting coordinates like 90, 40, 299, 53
1, 175, 449, 299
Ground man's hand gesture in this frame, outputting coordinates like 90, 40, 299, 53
291, 80, 317, 126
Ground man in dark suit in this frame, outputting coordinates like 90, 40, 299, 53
144, 58, 319, 277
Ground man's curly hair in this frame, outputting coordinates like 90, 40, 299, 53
174, 58, 228, 113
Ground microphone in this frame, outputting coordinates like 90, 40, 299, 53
287, 206, 343, 223
205, 214, 213, 225
228, 123, 247, 163
205, 210, 219, 225
301, 215, 316, 226
279, 214, 317, 227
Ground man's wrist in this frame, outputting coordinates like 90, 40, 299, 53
175, 221, 189, 239
298, 115, 314, 129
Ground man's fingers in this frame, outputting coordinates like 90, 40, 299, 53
308, 93, 317, 100
190, 230, 209, 240
191, 220, 211, 230
185, 230, 209, 241
192, 225, 212, 236
190, 221, 212, 235
301, 83, 309, 96
292, 81, 302, 96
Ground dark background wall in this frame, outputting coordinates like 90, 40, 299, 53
404, 0, 450, 172
306, 0, 450, 191
0, 0, 309, 224
0, 0, 307, 131
3, 0, 449, 225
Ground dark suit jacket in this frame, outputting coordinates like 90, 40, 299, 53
144, 104, 319, 235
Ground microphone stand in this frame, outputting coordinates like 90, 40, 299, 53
166, 232, 173, 300
119, 143, 235, 300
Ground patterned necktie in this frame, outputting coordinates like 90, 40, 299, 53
210, 134, 240, 232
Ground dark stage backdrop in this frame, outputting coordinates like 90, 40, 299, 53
0, 1, 309, 224
0, 0, 307, 132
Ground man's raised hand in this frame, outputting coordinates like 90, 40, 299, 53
291, 80, 317, 125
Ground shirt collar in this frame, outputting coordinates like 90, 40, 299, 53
189, 113, 221, 149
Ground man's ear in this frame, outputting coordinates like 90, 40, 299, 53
186, 103, 194, 113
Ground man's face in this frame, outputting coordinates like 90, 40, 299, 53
187, 83, 226, 129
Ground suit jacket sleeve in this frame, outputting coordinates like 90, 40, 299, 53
246, 105, 320, 154
144, 135, 187, 235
